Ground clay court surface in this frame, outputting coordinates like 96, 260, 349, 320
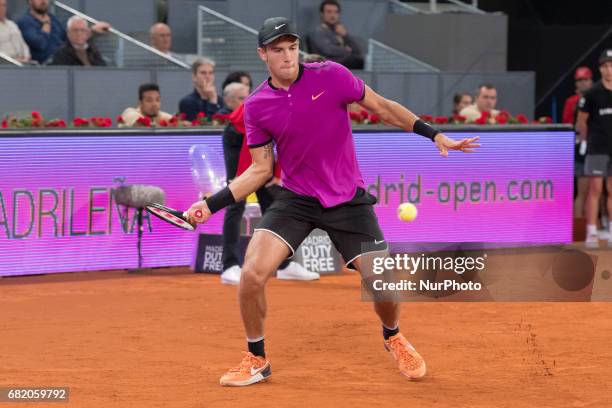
1, 268, 611, 408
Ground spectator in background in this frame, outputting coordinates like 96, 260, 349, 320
308, 0, 364, 69
221, 71, 252, 94
179, 58, 224, 120
49, 16, 105, 66
563, 66, 593, 124
18, 0, 109, 64
150, 22, 172, 55
119, 83, 172, 127
217, 82, 249, 115
452, 92, 473, 116
149, 22, 188, 63
460, 83, 499, 123
18, 0, 65, 63
577, 49, 612, 246
0, 0, 31, 62
563, 66, 593, 219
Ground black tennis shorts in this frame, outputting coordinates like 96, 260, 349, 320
255, 186, 388, 266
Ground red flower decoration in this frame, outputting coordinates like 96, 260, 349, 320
158, 119, 168, 127
179, 112, 187, 120
1, 118, 8, 129
31, 111, 42, 120
474, 117, 487, 125
360, 109, 370, 120
73, 117, 90, 127
452, 114, 466, 123
419, 114, 433, 123
191, 119, 200, 126
495, 115, 508, 125
516, 114, 528, 124
169, 115, 178, 125
90, 117, 112, 127
349, 111, 362, 122
369, 114, 381, 124
136, 116, 152, 127
434, 116, 449, 124
212, 113, 230, 124
196, 112, 206, 119
45, 119, 67, 128
117, 115, 124, 124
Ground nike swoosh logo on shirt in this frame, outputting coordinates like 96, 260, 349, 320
311, 91, 325, 101
275, 24, 286, 30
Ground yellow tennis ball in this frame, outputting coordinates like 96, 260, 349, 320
398, 202, 418, 222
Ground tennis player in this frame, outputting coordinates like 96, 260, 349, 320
186, 17, 480, 386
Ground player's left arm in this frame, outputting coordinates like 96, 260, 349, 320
358, 85, 480, 156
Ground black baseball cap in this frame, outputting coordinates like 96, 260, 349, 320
599, 49, 612, 65
258, 17, 300, 47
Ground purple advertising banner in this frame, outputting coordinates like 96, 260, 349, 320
0, 129, 573, 277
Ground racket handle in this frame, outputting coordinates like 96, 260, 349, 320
183, 210, 203, 219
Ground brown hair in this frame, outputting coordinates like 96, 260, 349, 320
320, 0, 341, 13
476, 83, 496, 96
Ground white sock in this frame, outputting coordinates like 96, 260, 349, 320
587, 224, 598, 236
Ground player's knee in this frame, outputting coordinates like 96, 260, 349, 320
240, 264, 268, 293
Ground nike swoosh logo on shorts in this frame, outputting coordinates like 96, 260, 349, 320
275, 24, 286, 30
312, 91, 325, 101
375, 239, 385, 245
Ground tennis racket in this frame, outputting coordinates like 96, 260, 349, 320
145, 203, 201, 231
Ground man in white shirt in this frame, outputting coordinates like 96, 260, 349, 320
119, 83, 173, 127
0, 0, 30, 62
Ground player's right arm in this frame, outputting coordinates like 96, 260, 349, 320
185, 142, 274, 225
227, 142, 274, 200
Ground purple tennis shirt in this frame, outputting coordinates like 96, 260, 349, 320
244, 61, 366, 208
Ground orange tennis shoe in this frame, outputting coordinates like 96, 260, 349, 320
219, 352, 271, 386
384, 333, 426, 379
